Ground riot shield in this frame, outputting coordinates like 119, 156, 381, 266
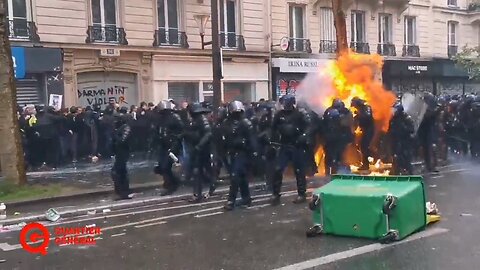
401, 92, 428, 134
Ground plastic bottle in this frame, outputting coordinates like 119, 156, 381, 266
0, 203, 6, 219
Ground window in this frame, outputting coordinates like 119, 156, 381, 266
224, 83, 254, 103
319, 8, 336, 53
91, 0, 118, 42
220, 0, 238, 48
6, 0, 29, 38
447, 0, 457, 7
351, 11, 366, 43
448, 21, 457, 45
289, 5, 306, 51
378, 14, 392, 44
404, 16, 416, 45
157, 0, 180, 45
168, 83, 199, 103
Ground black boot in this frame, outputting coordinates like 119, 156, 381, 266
293, 194, 307, 204
188, 194, 203, 203
223, 201, 235, 211
269, 194, 281, 206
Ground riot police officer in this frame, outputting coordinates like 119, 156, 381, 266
270, 94, 312, 205
254, 101, 276, 190
418, 93, 439, 173
388, 103, 415, 175
351, 97, 375, 171
221, 101, 258, 211
154, 100, 184, 196
184, 102, 214, 203
111, 114, 133, 200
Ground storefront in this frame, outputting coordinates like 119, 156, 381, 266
382, 59, 472, 95
271, 58, 331, 99
62, 49, 152, 108
11, 47, 63, 106
151, 54, 268, 104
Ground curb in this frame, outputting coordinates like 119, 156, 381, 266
4, 182, 162, 207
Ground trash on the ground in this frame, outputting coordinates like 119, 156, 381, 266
45, 208, 61, 222
87, 210, 96, 215
13, 212, 20, 216
427, 215, 441, 224
0, 259, 6, 263
429, 184, 437, 188
0, 203, 6, 220
85, 224, 96, 229
102, 209, 111, 214
426, 202, 439, 215
460, 213, 473, 217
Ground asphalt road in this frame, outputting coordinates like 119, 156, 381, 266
0, 161, 479, 270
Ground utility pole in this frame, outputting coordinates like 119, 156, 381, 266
211, 0, 222, 109
332, 0, 348, 54
0, 2, 27, 185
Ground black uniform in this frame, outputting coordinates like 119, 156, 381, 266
184, 103, 214, 202
389, 104, 415, 175
418, 93, 439, 172
221, 101, 258, 210
351, 98, 375, 170
154, 101, 184, 195
111, 116, 132, 200
270, 95, 312, 205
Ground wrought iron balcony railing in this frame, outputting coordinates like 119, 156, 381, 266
220, 32, 246, 51
377, 43, 396, 56
153, 28, 189, 48
350, 42, 370, 54
85, 25, 128, 45
7, 19, 40, 42
319, 40, 337, 53
402, 44, 420, 57
288, 38, 312, 53
448, 45, 458, 58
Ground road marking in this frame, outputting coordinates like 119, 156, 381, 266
273, 227, 449, 270
431, 175, 443, 179
248, 203, 271, 210
195, 211, 223, 218
134, 221, 167, 228
442, 169, 471, 174
110, 233, 126, 237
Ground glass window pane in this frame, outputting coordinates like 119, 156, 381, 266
168, 83, 199, 103
158, 0, 165, 28
224, 83, 253, 103
294, 7, 303, 38
289, 6, 294, 37
219, 0, 225, 32
351, 12, 355, 42
356, 12, 364, 42
104, 0, 117, 25
167, 0, 178, 29
92, 0, 102, 24
226, 0, 236, 33
12, 0, 27, 18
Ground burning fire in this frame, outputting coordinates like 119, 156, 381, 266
314, 50, 396, 176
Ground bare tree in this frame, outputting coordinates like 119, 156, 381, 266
0, 2, 27, 185
332, 0, 348, 54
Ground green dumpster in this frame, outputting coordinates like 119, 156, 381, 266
307, 174, 427, 243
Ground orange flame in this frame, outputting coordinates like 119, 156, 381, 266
314, 51, 396, 176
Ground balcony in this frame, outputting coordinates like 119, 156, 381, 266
85, 25, 128, 45
319, 40, 337, 54
350, 42, 370, 54
448, 45, 458, 58
220, 32, 246, 51
7, 19, 40, 42
288, 38, 312, 53
377, 43, 396, 56
153, 29, 189, 48
402, 44, 420, 57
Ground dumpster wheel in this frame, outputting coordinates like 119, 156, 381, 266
309, 194, 321, 211
382, 195, 397, 215
306, 224, 323, 238
379, 230, 399, 244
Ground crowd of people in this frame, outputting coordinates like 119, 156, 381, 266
16, 92, 480, 209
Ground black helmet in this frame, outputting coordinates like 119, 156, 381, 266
157, 100, 175, 111
281, 94, 296, 110
351, 97, 365, 108
393, 102, 404, 115
332, 98, 344, 109
227, 100, 245, 114
326, 108, 340, 119
188, 102, 210, 115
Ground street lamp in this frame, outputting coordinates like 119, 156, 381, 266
194, 14, 211, 50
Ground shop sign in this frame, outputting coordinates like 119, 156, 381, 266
11, 47, 26, 79
407, 65, 428, 74
273, 58, 330, 73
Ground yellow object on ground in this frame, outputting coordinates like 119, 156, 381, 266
427, 214, 441, 224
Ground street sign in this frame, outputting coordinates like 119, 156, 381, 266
280, 37, 289, 51
11, 47, 26, 79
